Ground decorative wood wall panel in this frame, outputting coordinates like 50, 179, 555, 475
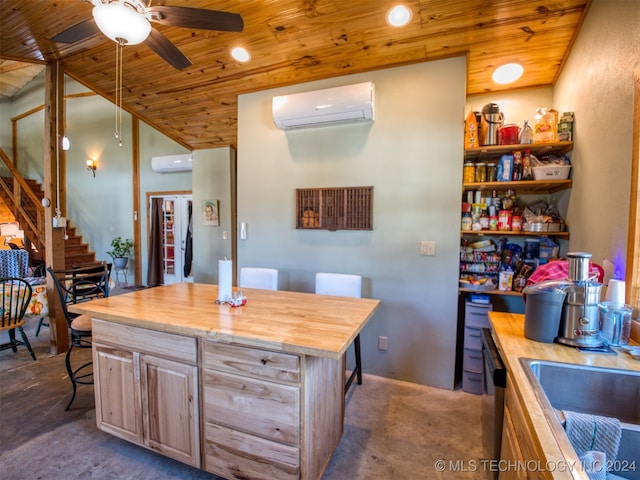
296, 187, 373, 231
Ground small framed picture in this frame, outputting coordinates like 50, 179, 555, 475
202, 200, 219, 226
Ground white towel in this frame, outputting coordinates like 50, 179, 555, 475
579, 451, 607, 480
563, 410, 622, 476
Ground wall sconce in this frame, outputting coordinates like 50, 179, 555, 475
86, 159, 97, 177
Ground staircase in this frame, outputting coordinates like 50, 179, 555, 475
0, 150, 97, 268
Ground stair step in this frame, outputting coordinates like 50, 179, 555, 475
4, 173, 100, 272
65, 244, 90, 254
65, 253, 97, 268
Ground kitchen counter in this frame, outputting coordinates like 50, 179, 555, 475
69, 282, 380, 479
489, 311, 639, 479
69, 282, 380, 359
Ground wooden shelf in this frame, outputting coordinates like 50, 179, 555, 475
464, 141, 574, 162
462, 179, 572, 194
461, 230, 569, 238
459, 288, 523, 297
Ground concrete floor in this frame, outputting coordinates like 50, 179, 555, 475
0, 315, 492, 479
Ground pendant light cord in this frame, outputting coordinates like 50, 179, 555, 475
115, 39, 124, 146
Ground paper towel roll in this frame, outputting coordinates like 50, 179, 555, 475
218, 259, 232, 302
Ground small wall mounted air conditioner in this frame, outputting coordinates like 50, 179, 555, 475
272, 81, 375, 130
151, 154, 193, 173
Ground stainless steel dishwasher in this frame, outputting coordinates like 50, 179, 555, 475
481, 327, 507, 476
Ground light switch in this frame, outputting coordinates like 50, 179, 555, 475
420, 240, 436, 256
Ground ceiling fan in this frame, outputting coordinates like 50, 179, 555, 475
51, 0, 244, 70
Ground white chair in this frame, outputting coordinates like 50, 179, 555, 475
239, 267, 278, 290
315, 272, 363, 394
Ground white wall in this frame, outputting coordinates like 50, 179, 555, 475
237, 58, 466, 389
554, 0, 640, 281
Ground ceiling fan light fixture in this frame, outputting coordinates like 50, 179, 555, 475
231, 47, 250, 62
386, 5, 412, 27
492, 63, 524, 84
93, 3, 151, 45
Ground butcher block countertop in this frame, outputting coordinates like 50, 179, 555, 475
68, 282, 380, 359
489, 312, 639, 479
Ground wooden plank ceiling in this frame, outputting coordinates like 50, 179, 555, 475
0, 0, 591, 150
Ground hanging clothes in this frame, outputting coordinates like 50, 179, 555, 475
147, 198, 164, 286
183, 204, 193, 278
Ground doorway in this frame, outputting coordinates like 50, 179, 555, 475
148, 193, 193, 285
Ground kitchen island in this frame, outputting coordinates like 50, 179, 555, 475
68, 282, 380, 480
489, 312, 639, 480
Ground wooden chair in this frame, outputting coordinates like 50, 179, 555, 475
315, 272, 363, 394
47, 263, 111, 410
239, 267, 278, 290
1, 277, 36, 361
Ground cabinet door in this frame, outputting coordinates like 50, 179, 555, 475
140, 354, 200, 467
93, 344, 143, 444
499, 406, 527, 480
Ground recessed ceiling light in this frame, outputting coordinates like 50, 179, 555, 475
492, 63, 524, 84
386, 5, 412, 27
231, 47, 250, 62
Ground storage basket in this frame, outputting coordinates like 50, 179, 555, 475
532, 164, 571, 180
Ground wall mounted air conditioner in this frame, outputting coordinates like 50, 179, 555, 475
272, 81, 375, 130
151, 154, 193, 173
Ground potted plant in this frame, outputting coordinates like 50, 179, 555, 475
107, 236, 134, 269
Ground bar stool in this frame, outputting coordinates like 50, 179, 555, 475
47, 263, 111, 410
239, 267, 278, 290
315, 272, 363, 394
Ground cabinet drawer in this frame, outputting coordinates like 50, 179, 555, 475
202, 341, 300, 383
465, 301, 493, 328
203, 369, 300, 446
205, 423, 299, 480
464, 326, 483, 350
93, 318, 197, 364
462, 369, 485, 395
463, 348, 484, 373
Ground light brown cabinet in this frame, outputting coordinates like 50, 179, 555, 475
499, 375, 548, 480
92, 319, 200, 467
201, 340, 342, 480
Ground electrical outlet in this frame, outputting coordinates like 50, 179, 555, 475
378, 336, 388, 351
420, 240, 436, 256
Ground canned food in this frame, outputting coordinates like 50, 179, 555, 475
463, 162, 475, 183
498, 210, 512, 231
475, 162, 487, 183
511, 215, 522, 232
487, 162, 498, 182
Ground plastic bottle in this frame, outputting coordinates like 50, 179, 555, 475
522, 149, 532, 180
461, 210, 472, 230
520, 121, 533, 144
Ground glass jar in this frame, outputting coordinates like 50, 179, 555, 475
486, 162, 498, 182
475, 162, 487, 183
463, 162, 475, 183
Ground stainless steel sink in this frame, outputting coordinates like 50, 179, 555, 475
520, 358, 640, 480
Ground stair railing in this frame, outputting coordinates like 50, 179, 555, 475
0, 148, 45, 256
